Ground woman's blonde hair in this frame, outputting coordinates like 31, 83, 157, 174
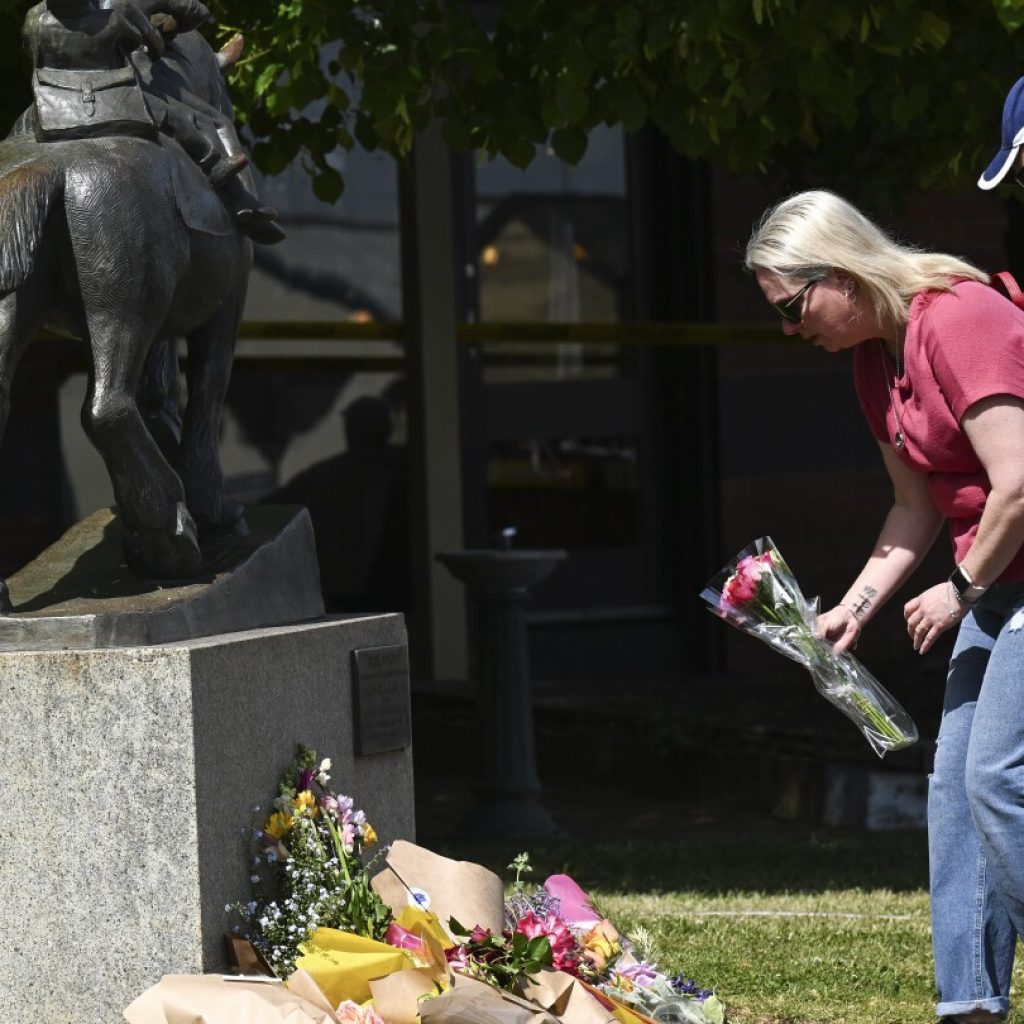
744, 190, 988, 329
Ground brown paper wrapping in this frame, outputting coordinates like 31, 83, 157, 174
369, 968, 440, 1024
372, 840, 505, 939
517, 970, 619, 1024
419, 974, 561, 1024
123, 972, 341, 1024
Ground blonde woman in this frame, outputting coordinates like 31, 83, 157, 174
746, 190, 1024, 1024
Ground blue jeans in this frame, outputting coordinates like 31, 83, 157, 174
929, 582, 1024, 1020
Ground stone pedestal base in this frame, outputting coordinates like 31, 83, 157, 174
0, 614, 414, 1024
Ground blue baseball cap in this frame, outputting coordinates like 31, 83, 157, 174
979, 76, 1024, 190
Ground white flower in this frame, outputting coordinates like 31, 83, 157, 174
317, 758, 332, 786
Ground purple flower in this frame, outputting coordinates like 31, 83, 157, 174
298, 768, 315, 791
504, 888, 562, 930
669, 974, 712, 1001
619, 961, 658, 987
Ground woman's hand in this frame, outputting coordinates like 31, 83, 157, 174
904, 583, 962, 654
816, 605, 861, 653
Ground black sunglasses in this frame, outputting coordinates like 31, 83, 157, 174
772, 278, 821, 325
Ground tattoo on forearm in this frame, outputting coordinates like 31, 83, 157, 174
848, 586, 878, 618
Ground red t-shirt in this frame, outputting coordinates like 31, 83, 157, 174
852, 279, 1024, 583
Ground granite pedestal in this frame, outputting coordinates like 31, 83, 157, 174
0, 613, 415, 1024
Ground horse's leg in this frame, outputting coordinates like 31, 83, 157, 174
82, 315, 202, 580
178, 277, 248, 538
137, 336, 183, 466
0, 286, 48, 610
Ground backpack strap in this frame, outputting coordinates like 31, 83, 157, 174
991, 270, 1024, 310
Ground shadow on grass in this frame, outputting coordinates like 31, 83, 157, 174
427, 828, 929, 896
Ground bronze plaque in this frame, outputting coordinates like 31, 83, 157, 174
352, 644, 411, 756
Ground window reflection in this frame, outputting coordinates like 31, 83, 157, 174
486, 435, 640, 549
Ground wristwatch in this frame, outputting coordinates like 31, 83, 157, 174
949, 564, 988, 605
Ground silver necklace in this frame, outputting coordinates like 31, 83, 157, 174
881, 343, 906, 450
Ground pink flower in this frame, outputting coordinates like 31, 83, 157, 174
336, 1001, 385, 1024
470, 925, 492, 944
445, 944, 471, 970
340, 821, 356, 851
515, 912, 578, 974
720, 553, 773, 610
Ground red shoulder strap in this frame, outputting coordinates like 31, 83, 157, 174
991, 270, 1024, 310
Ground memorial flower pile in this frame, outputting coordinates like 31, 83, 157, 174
502, 867, 725, 1024
437, 854, 723, 1023
231, 744, 393, 975
701, 536, 918, 757
186, 753, 729, 1024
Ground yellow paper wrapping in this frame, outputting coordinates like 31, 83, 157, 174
396, 905, 453, 956
394, 905, 454, 977
577, 982, 656, 1024
607, 1000, 653, 1024
296, 928, 414, 1007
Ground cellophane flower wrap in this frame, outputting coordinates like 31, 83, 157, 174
701, 537, 918, 758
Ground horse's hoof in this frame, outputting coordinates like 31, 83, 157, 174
122, 505, 203, 581
196, 497, 249, 541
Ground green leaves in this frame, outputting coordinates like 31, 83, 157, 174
446, 915, 553, 989
550, 126, 587, 164
196, 0, 1024, 204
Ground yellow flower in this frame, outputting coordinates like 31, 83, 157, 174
362, 822, 378, 846
264, 811, 293, 839
581, 920, 621, 971
294, 790, 318, 817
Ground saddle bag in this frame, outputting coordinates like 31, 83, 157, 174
33, 65, 156, 142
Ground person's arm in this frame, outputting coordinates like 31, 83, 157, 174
98, 0, 165, 58
817, 440, 944, 652
135, 0, 211, 32
22, 5, 43, 61
906, 395, 1024, 654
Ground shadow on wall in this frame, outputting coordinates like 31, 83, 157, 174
265, 395, 411, 615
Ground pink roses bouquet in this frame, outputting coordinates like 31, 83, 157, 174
701, 537, 917, 757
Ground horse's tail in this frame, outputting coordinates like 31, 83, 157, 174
0, 159, 63, 296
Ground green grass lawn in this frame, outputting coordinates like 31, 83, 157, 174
435, 828, 1024, 1024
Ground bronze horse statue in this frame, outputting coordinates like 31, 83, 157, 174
0, 25, 252, 609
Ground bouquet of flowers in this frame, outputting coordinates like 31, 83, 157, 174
442, 856, 725, 1024
701, 537, 917, 757
230, 745, 393, 976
